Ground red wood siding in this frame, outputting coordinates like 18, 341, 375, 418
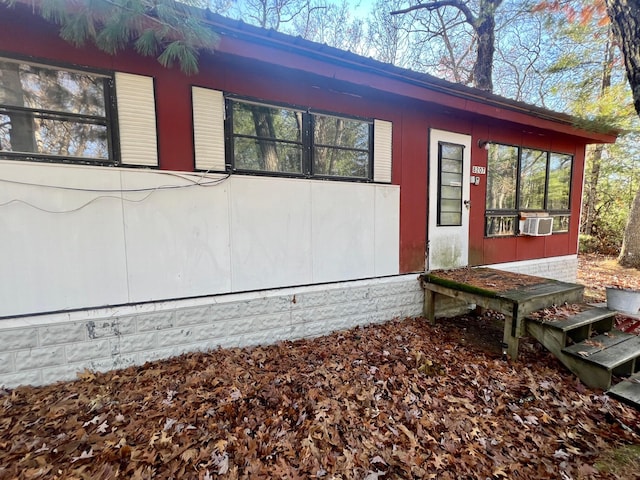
0, 6, 600, 274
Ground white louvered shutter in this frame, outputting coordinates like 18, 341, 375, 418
115, 72, 158, 167
373, 119, 392, 183
192, 87, 226, 171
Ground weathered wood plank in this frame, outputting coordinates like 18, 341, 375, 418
527, 307, 614, 332
608, 373, 640, 408
575, 336, 640, 370
502, 282, 584, 303
562, 331, 634, 358
422, 283, 515, 315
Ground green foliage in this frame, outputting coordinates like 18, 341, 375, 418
581, 134, 640, 254
578, 234, 597, 254
3, 0, 217, 74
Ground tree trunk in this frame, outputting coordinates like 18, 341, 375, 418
582, 26, 615, 235
473, 1, 498, 92
606, 0, 640, 117
250, 105, 280, 172
582, 145, 602, 235
390, 0, 503, 92
619, 187, 640, 268
605, 0, 640, 268
1, 61, 36, 153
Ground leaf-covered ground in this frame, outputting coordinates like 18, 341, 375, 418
578, 253, 640, 334
578, 254, 640, 303
1, 254, 639, 479
1, 315, 639, 480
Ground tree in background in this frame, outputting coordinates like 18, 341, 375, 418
389, 0, 504, 91
605, 0, 640, 268
1, 0, 217, 74
533, 0, 638, 260
367, 0, 413, 65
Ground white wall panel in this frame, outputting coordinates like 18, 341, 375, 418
1, 161, 400, 318
374, 185, 400, 275
0, 161, 128, 317
311, 182, 376, 283
121, 170, 232, 301
229, 176, 313, 291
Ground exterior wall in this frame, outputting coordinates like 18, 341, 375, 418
467, 122, 587, 268
490, 254, 579, 283
0, 275, 423, 388
0, 160, 399, 318
0, 7, 595, 277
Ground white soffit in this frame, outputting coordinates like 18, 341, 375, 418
192, 87, 226, 171
115, 72, 158, 167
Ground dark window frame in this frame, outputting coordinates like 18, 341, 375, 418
485, 142, 573, 237
0, 54, 119, 166
225, 95, 374, 182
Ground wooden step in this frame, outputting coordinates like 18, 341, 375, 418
563, 334, 640, 371
528, 306, 614, 333
562, 331, 635, 357
526, 305, 616, 346
608, 372, 640, 409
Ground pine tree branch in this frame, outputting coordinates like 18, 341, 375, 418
3, 0, 217, 74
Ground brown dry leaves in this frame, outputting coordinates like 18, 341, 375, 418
1, 317, 638, 480
578, 254, 640, 303
430, 267, 549, 293
528, 304, 591, 322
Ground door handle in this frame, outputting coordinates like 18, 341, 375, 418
464, 200, 471, 209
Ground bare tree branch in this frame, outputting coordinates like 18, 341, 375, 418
390, 0, 476, 27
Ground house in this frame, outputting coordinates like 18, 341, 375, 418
0, 4, 617, 388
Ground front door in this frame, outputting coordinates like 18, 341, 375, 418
427, 129, 471, 271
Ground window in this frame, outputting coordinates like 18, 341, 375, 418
0, 58, 115, 164
485, 143, 573, 236
227, 97, 372, 180
437, 142, 463, 226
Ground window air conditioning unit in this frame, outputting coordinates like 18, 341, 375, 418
521, 217, 553, 236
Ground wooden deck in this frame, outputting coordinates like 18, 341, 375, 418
420, 268, 584, 359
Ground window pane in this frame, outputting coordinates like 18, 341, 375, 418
313, 114, 369, 149
441, 143, 463, 161
520, 148, 547, 209
486, 215, 516, 236
440, 198, 461, 212
0, 60, 106, 116
234, 137, 302, 173
486, 144, 517, 210
0, 114, 108, 159
441, 185, 462, 200
0, 59, 111, 162
232, 102, 302, 142
553, 215, 570, 233
548, 153, 572, 210
441, 172, 462, 187
313, 147, 368, 177
441, 158, 462, 173
440, 212, 461, 225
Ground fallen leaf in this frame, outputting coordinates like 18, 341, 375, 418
71, 448, 94, 463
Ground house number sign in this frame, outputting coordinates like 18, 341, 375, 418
472, 165, 486, 175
